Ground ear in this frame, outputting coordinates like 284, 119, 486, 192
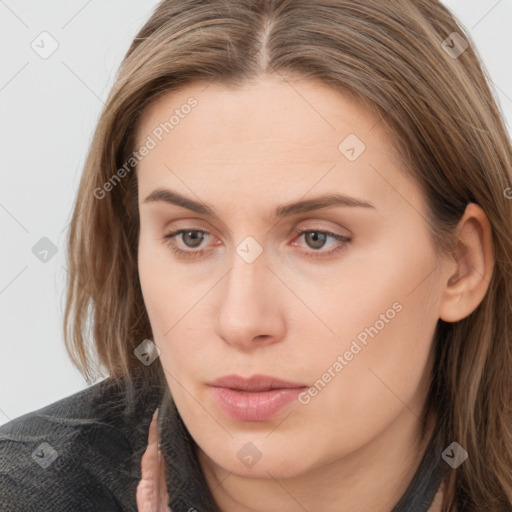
439, 203, 494, 323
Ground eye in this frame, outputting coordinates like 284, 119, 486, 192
291, 228, 351, 258
163, 227, 351, 260
163, 229, 210, 259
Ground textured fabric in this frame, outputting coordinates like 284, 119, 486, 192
0, 376, 447, 511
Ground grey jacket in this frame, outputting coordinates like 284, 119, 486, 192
0, 376, 447, 511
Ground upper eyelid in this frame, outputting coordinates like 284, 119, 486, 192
164, 218, 351, 236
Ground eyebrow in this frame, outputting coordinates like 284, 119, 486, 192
142, 188, 376, 219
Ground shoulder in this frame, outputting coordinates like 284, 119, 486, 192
0, 377, 163, 512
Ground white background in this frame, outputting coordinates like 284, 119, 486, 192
1, 0, 511, 426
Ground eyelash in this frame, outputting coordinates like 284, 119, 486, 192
163, 227, 351, 260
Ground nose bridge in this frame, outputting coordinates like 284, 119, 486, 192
215, 238, 283, 347
223, 241, 268, 317
225, 231, 268, 298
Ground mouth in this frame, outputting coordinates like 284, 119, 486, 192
209, 374, 308, 422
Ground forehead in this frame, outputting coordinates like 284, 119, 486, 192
134, 75, 422, 219
136, 75, 383, 149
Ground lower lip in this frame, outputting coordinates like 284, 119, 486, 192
210, 386, 307, 422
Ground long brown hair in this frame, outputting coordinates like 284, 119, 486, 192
63, 1, 512, 509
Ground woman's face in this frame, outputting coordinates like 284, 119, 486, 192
136, 74, 447, 478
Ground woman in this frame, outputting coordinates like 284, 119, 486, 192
1, 1, 511, 511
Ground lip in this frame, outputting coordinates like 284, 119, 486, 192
209, 374, 308, 422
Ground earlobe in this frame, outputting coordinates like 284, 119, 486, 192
438, 203, 494, 323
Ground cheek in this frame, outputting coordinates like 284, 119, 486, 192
284, 225, 438, 353
304, 234, 440, 430
138, 239, 169, 331
137, 232, 209, 382
137, 232, 184, 356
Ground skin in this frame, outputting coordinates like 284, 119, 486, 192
136, 409, 169, 512
134, 74, 494, 512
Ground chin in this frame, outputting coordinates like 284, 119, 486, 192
208, 440, 316, 480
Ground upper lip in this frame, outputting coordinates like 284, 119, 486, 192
210, 374, 307, 392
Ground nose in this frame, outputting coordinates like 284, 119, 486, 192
214, 248, 286, 351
